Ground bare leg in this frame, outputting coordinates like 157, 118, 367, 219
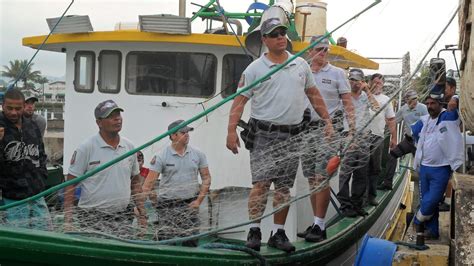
272, 184, 291, 225
309, 175, 330, 218
248, 181, 272, 221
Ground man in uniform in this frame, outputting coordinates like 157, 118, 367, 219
226, 18, 333, 253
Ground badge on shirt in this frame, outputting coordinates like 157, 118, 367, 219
439, 126, 447, 133
89, 161, 101, 166
150, 155, 157, 165
70, 151, 77, 165
322, 78, 332, 85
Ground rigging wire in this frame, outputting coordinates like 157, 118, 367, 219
6, 0, 75, 90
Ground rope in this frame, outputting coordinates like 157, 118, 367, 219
7, 0, 75, 90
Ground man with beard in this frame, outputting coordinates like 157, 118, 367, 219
64, 100, 146, 236
0, 89, 51, 230
411, 89, 463, 239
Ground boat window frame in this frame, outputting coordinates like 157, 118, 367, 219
124, 51, 218, 98
221, 54, 253, 98
98, 50, 122, 94
73, 51, 96, 93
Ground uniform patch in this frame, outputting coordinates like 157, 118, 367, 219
238, 74, 245, 88
70, 151, 77, 165
165, 163, 175, 167
322, 78, 332, 84
150, 155, 157, 165
439, 126, 447, 133
89, 161, 100, 166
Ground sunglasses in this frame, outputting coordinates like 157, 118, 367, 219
265, 29, 287, 38
314, 47, 329, 53
429, 93, 444, 100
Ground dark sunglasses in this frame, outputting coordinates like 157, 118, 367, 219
265, 29, 287, 38
429, 93, 444, 100
314, 47, 329, 53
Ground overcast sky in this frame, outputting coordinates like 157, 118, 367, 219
0, 0, 460, 79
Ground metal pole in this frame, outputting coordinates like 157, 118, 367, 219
179, 0, 186, 17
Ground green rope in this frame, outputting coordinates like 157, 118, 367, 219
0, 0, 382, 212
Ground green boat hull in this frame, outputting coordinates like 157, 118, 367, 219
0, 165, 408, 266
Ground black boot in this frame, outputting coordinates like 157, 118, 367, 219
246, 227, 262, 251
268, 229, 295, 253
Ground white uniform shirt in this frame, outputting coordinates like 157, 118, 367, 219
149, 145, 208, 200
369, 93, 396, 137
240, 51, 316, 125
68, 133, 139, 212
308, 63, 351, 120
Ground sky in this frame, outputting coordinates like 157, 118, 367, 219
0, 0, 461, 79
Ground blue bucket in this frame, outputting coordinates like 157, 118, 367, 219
354, 234, 397, 266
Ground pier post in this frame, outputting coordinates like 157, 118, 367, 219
452, 172, 474, 265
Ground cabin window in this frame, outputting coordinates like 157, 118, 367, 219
74, 51, 95, 92
221, 54, 253, 98
98, 50, 121, 93
125, 52, 216, 97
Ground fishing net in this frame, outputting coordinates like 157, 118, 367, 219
0, 45, 445, 248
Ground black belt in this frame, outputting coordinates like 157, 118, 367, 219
255, 119, 302, 135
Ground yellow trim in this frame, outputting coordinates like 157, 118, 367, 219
23, 31, 378, 69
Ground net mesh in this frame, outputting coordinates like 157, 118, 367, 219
1, 45, 448, 247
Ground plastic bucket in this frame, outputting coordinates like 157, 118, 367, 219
294, 0, 327, 42
354, 234, 397, 266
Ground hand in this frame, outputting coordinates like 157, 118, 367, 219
188, 199, 201, 209
360, 81, 369, 92
0, 127, 4, 140
323, 122, 335, 141
389, 137, 397, 149
226, 131, 240, 154
447, 98, 458, 111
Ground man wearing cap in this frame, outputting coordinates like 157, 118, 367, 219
379, 90, 428, 190
366, 73, 397, 206
226, 18, 333, 253
444, 77, 459, 111
335, 68, 377, 217
24, 96, 46, 137
0, 89, 51, 230
297, 34, 355, 242
411, 90, 463, 239
336, 37, 347, 48
64, 100, 146, 237
142, 120, 211, 247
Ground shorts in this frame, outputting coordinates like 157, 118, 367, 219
301, 121, 332, 178
154, 197, 200, 240
250, 126, 300, 186
0, 197, 52, 231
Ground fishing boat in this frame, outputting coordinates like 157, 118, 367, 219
0, 1, 413, 265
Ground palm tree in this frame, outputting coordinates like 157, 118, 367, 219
37, 76, 49, 101
1, 59, 42, 91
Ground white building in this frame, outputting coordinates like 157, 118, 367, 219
43, 81, 65, 102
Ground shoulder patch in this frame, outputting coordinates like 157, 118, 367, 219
238, 74, 245, 88
150, 155, 156, 165
70, 151, 77, 165
439, 126, 447, 133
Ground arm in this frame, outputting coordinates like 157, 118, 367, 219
189, 167, 211, 209
340, 93, 355, 134
226, 95, 249, 154
131, 174, 146, 217
362, 81, 380, 110
306, 87, 334, 138
386, 117, 397, 149
142, 170, 159, 200
64, 174, 78, 228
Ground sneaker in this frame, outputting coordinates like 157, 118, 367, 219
439, 202, 450, 212
305, 224, 327, 243
297, 225, 312, 238
368, 198, 378, 206
268, 229, 296, 253
246, 227, 262, 251
341, 208, 358, 218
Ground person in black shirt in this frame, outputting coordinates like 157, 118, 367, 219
0, 89, 51, 230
